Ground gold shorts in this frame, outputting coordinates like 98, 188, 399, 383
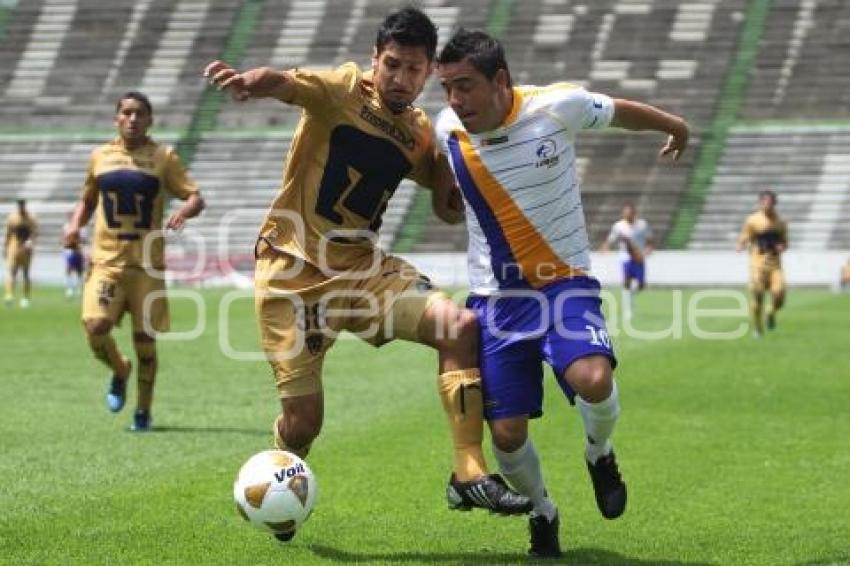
6, 247, 32, 271
749, 264, 785, 295
255, 246, 444, 399
82, 264, 169, 333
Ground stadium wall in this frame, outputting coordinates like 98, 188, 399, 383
7, 251, 849, 289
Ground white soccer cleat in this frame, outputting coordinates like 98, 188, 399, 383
19, 298, 30, 308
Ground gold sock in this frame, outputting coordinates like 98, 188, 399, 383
135, 341, 157, 413
272, 414, 311, 458
88, 333, 127, 376
438, 369, 488, 481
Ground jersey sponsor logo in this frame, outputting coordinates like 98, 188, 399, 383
359, 105, 416, 151
535, 139, 559, 168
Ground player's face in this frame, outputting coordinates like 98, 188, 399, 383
623, 206, 635, 222
438, 59, 511, 134
115, 98, 152, 145
759, 194, 776, 214
372, 41, 433, 113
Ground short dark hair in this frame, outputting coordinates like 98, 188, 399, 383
759, 189, 777, 203
437, 28, 511, 85
376, 6, 438, 61
116, 91, 153, 115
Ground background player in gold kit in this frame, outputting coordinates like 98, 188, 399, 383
204, 8, 529, 536
4, 198, 38, 308
737, 189, 788, 338
63, 91, 205, 431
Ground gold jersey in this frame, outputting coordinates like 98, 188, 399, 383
5, 211, 37, 257
258, 63, 438, 272
81, 138, 198, 269
740, 211, 788, 269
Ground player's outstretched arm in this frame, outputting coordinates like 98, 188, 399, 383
611, 99, 689, 160
64, 197, 96, 248
166, 193, 205, 231
203, 60, 296, 103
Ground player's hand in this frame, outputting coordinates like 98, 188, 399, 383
203, 61, 283, 101
166, 211, 187, 231
203, 60, 251, 100
63, 226, 80, 249
660, 121, 689, 160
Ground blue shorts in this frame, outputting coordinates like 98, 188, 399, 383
65, 249, 84, 272
622, 259, 645, 285
467, 277, 617, 421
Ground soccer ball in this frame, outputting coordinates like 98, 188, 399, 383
233, 450, 318, 537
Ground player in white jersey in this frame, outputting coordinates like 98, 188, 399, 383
434, 29, 689, 557
602, 204, 654, 319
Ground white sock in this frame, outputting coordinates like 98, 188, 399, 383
621, 287, 632, 319
577, 379, 621, 464
493, 439, 557, 520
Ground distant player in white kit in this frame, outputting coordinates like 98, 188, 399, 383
602, 203, 654, 320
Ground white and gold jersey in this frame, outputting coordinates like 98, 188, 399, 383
607, 218, 653, 261
435, 83, 614, 294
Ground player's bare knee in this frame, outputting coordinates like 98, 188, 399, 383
489, 419, 528, 453
569, 357, 613, 402
84, 318, 113, 336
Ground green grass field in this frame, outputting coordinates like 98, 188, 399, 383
2, 287, 849, 565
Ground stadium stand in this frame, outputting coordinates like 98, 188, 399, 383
690, 127, 850, 250
0, 0, 241, 130
689, 0, 850, 250
1, 0, 847, 275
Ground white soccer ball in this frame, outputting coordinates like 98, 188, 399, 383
233, 450, 318, 537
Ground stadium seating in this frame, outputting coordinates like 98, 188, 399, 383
689, 127, 850, 250
1, 0, 847, 269
690, 0, 850, 250
0, 0, 241, 130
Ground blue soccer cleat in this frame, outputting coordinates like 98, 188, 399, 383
106, 361, 130, 413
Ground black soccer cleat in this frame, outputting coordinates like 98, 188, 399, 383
586, 451, 627, 519
129, 409, 152, 432
528, 512, 562, 558
446, 473, 533, 515
766, 312, 776, 330
274, 531, 296, 543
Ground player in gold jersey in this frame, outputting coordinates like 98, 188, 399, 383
737, 190, 788, 338
4, 199, 38, 308
841, 258, 850, 291
204, 8, 530, 534
63, 92, 205, 431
